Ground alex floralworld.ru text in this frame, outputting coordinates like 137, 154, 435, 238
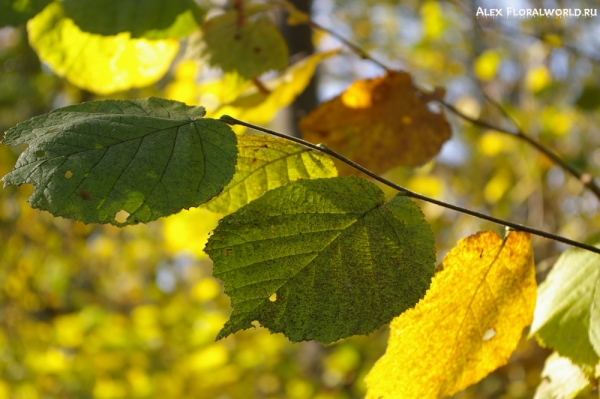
476, 7, 597, 18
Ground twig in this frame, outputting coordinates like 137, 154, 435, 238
252, 77, 271, 95
233, 0, 245, 28
307, 20, 390, 72
220, 115, 600, 256
444, 99, 600, 200
305, 19, 600, 200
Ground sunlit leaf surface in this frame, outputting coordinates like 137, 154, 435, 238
533, 352, 590, 399
216, 51, 339, 125
2, 98, 237, 226
299, 71, 451, 175
366, 231, 536, 398
205, 176, 436, 344
27, 2, 178, 94
530, 241, 600, 367
206, 134, 337, 214
62, 0, 205, 39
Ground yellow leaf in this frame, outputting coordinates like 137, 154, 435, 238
162, 207, 223, 259
215, 50, 339, 125
365, 231, 536, 399
484, 169, 512, 204
478, 131, 515, 156
279, 0, 311, 26
526, 66, 552, 93
164, 61, 200, 105
299, 71, 451, 175
421, 0, 446, 40
473, 50, 501, 81
28, 2, 178, 94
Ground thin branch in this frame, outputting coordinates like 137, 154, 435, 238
220, 115, 600, 256
233, 0, 245, 28
252, 77, 271, 95
305, 18, 600, 200
307, 20, 390, 72
444, 98, 600, 200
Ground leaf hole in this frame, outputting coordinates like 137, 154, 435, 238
234, 33, 242, 40
35, 150, 46, 158
427, 102, 442, 114
114, 210, 130, 224
269, 293, 277, 302
77, 189, 93, 201
253, 47, 261, 53
482, 328, 496, 341
64, 170, 73, 179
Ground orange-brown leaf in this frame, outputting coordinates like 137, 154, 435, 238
365, 231, 536, 399
299, 71, 451, 175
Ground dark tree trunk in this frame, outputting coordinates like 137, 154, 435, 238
278, 0, 317, 137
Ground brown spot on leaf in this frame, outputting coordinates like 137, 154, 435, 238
77, 189, 93, 201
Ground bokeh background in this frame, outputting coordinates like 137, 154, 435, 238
1, 0, 600, 397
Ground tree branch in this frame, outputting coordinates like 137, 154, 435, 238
306, 19, 600, 201
220, 115, 600, 256
442, 101, 600, 200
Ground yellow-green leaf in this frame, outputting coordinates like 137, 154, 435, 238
365, 230, 536, 399
530, 241, 600, 367
200, 5, 287, 79
533, 352, 591, 399
205, 177, 436, 344
27, 2, 178, 94
206, 134, 337, 214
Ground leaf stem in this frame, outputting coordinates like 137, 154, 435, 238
220, 115, 600, 255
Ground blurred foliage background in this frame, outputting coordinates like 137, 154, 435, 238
1, 0, 600, 398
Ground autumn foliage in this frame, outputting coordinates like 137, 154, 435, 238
1, 1, 600, 399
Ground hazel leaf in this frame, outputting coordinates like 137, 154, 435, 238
205, 176, 436, 344
2, 98, 237, 226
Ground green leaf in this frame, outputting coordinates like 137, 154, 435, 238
533, 352, 591, 399
206, 135, 338, 214
62, 0, 205, 39
0, 0, 51, 27
2, 98, 237, 226
200, 5, 288, 79
27, 2, 178, 94
204, 177, 436, 344
530, 242, 600, 367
